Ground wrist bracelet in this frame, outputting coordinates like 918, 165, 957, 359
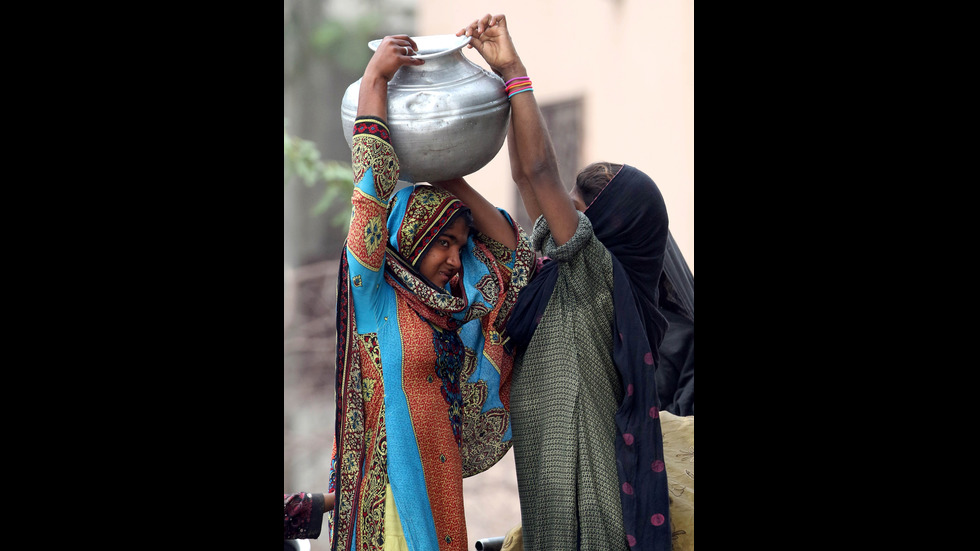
505, 77, 533, 99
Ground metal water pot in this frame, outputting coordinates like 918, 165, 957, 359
340, 35, 511, 184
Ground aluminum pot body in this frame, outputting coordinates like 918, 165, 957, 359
341, 35, 511, 184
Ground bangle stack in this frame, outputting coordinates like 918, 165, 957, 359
505, 76, 533, 99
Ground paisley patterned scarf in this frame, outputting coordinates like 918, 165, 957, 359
381, 185, 477, 454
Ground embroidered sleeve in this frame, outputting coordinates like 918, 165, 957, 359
347, 117, 398, 274
283, 492, 325, 540
345, 117, 400, 333
351, 117, 399, 202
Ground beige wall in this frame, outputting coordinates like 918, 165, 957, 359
416, 0, 694, 274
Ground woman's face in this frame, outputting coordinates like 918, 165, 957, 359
417, 216, 469, 287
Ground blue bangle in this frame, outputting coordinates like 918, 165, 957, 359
508, 88, 534, 100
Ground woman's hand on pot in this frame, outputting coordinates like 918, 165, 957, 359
458, 14, 523, 78
358, 35, 424, 118
365, 35, 424, 82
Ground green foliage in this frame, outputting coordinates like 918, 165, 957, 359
284, 3, 403, 230
284, 118, 353, 226
310, 14, 384, 74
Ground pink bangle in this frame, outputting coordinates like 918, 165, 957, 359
504, 76, 530, 86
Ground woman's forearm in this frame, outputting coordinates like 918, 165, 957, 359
504, 67, 580, 245
357, 74, 389, 120
432, 177, 518, 250
508, 119, 543, 223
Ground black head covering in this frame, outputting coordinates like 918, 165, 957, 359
656, 232, 695, 416
586, 165, 670, 362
